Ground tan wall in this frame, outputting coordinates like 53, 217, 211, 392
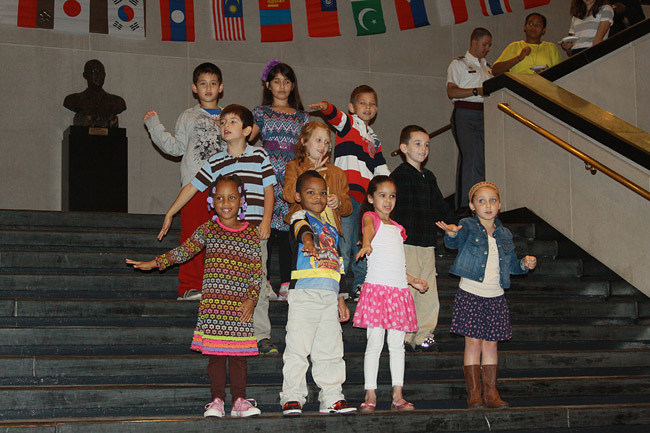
0, 1, 568, 213
485, 72, 650, 295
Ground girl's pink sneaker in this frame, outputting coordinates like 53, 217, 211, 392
204, 397, 225, 418
230, 398, 261, 417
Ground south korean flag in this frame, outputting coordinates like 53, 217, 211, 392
109, 0, 145, 38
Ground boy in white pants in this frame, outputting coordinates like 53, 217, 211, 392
280, 170, 356, 416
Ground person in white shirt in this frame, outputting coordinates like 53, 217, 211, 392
446, 28, 494, 213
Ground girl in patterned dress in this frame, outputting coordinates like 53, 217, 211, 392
251, 60, 310, 298
126, 174, 263, 419
352, 176, 429, 413
436, 182, 537, 409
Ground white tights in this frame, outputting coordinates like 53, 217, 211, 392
364, 327, 406, 390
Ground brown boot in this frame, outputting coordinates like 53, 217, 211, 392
481, 364, 509, 408
463, 365, 484, 408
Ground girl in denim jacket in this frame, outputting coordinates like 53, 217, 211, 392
436, 182, 536, 410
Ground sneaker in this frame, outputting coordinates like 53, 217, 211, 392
277, 282, 290, 301
230, 398, 261, 417
320, 399, 357, 414
413, 337, 441, 352
177, 289, 202, 301
282, 400, 303, 416
204, 397, 225, 418
352, 284, 363, 302
257, 338, 278, 354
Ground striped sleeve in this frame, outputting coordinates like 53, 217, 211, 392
322, 102, 352, 136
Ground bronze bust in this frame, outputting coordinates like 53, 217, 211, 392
64, 59, 126, 128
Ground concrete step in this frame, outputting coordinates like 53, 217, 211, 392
1, 403, 649, 433
0, 250, 582, 277
1, 324, 649, 356
1, 375, 649, 419
0, 298, 638, 321
2, 349, 649, 383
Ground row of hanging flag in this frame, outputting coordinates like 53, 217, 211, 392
1, 0, 552, 42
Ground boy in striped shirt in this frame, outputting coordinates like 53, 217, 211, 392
158, 104, 278, 354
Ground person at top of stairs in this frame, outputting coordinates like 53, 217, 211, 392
126, 174, 263, 418
353, 175, 429, 413
436, 181, 537, 409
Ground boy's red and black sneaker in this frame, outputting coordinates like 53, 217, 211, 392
282, 401, 302, 416
319, 399, 357, 414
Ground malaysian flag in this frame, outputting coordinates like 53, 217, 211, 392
212, 0, 245, 41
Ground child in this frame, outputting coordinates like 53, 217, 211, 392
353, 175, 429, 412
157, 104, 278, 355
144, 62, 226, 301
252, 60, 310, 300
282, 121, 353, 299
391, 125, 455, 352
126, 174, 262, 418
436, 182, 537, 409
309, 85, 390, 300
280, 170, 356, 416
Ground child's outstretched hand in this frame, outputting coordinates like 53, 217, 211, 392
126, 258, 156, 271
356, 245, 372, 261
327, 194, 340, 210
238, 299, 255, 322
302, 242, 319, 257
143, 110, 157, 121
307, 102, 328, 112
158, 214, 173, 241
410, 277, 429, 294
523, 255, 537, 270
337, 297, 350, 322
435, 221, 462, 236
314, 154, 328, 172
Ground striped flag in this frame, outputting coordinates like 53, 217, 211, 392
305, 0, 340, 38
523, 0, 551, 9
437, 0, 468, 26
160, 0, 195, 41
479, 0, 512, 17
16, 0, 55, 29
258, 0, 292, 43
212, 0, 245, 41
394, 0, 429, 31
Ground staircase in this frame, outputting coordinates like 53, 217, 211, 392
1, 209, 649, 432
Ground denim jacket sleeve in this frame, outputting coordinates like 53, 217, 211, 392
443, 217, 471, 250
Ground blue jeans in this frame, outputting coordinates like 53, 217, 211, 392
340, 198, 367, 287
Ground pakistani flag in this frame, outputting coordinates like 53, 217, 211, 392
351, 0, 385, 36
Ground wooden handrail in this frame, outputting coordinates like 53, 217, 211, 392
390, 124, 451, 157
498, 103, 650, 201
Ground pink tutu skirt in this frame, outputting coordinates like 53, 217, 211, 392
353, 282, 418, 332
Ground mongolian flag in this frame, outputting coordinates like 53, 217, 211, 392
258, 0, 292, 42
394, 0, 429, 31
479, 0, 512, 17
436, 0, 468, 26
160, 0, 195, 41
523, 0, 551, 9
16, 0, 55, 29
306, 0, 340, 38
213, 0, 245, 41
351, 0, 385, 36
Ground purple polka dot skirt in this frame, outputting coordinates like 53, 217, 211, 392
450, 289, 512, 342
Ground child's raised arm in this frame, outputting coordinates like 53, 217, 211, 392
159, 183, 199, 240
435, 221, 462, 236
307, 101, 329, 112
125, 258, 157, 271
356, 213, 376, 261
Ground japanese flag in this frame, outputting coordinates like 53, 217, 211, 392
54, 0, 90, 33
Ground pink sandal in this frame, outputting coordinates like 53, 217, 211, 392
391, 399, 415, 411
359, 401, 376, 413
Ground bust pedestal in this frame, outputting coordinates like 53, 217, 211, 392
62, 126, 128, 212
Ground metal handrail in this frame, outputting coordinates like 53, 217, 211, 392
390, 124, 451, 157
498, 103, 650, 201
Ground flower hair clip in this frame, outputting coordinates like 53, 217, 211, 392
238, 184, 248, 220
261, 59, 281, 81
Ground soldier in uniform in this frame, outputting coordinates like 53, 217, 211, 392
446, 28, 493, 214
